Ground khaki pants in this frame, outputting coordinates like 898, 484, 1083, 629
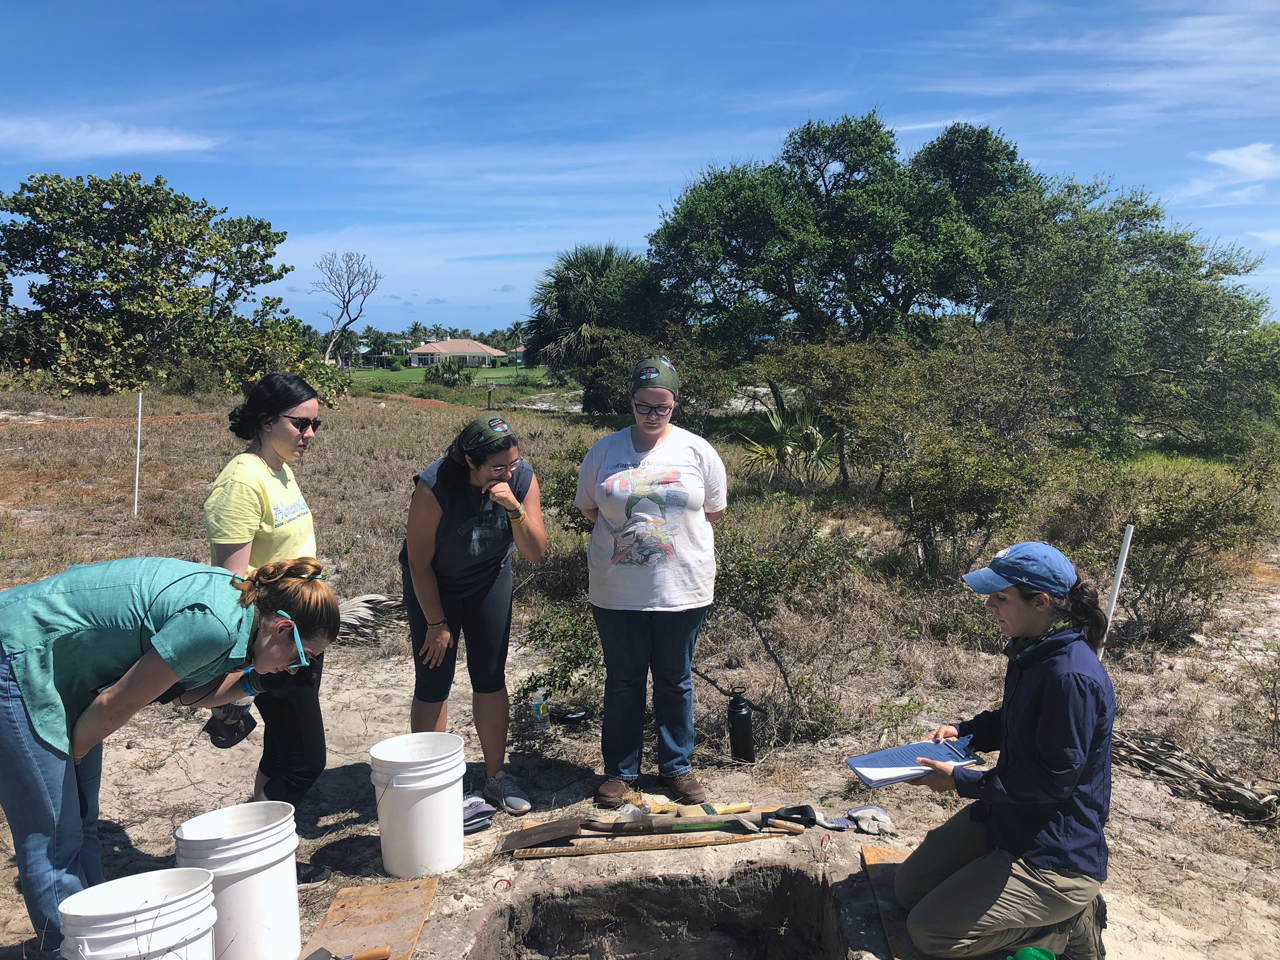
894, 804, 1101, 959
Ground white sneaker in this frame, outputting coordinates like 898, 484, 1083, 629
483, 770, 531, 815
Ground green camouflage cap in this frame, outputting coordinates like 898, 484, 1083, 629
449, 415, 514, 463
631, 355, 680, 399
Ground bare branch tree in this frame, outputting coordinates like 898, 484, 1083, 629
310, 251, 384, 363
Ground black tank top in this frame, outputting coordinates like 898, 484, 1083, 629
398, 457, 533, 599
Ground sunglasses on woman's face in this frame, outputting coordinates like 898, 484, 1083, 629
281, 415, 322, 433
633, 402, 674, 417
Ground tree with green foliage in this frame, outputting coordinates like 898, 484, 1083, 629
361, 325, 392, 358
990, 180, 1275, 452
527, 242, 696, 413
649, 114, 1041, 357
0, 172, 293, 392
526, 243, 672, 366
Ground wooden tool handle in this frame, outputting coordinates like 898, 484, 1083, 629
352, 949, 391, 960
771, 820, 805, 834
672, 801, 753, 817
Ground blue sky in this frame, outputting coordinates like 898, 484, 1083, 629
2, 0, 1278, 334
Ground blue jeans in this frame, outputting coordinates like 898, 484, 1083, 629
591, 605, 710, 781
0, 651, 104, 958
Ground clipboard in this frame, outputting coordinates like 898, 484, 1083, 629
845, 736, 980, 788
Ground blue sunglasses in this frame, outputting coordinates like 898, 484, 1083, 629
277, 610, 309, 670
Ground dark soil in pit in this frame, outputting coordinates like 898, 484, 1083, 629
472, 864, 847, 960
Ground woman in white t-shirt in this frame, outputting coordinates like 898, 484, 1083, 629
575, 356, 727, 808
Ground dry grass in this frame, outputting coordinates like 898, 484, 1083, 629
3, 388, 1280, 814
0, 394, 606, 596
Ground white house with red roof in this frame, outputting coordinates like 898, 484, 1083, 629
407, 338, 509, 367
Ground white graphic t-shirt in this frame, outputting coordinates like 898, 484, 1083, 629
574, 425, 727, 611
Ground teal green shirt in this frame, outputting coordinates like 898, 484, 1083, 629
0, 557, 256, 755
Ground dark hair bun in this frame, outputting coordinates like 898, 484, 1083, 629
228, 372, 319, 441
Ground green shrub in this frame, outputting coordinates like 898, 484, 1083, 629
740, 404, 839, 488
162, 359, 234, 396
884, 437, 1043, 581
514, 600, 604, 716
1118, 460, 1276, 645
423, 359, 474, 387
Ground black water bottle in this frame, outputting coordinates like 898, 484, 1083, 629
728, 687, 757, 763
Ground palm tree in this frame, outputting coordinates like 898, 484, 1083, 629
405, 321, 428, 348
526, 243, 644, 368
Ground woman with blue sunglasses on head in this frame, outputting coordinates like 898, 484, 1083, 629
0, 556, 339, 958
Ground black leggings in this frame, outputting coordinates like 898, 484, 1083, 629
404, 563, 512, 703
253, 654, 326, 807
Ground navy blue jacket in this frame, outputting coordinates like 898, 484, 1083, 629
953, 626, 1115, 881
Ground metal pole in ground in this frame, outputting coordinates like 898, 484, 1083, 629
133, 392, 142, 517
1099, 523, 1135, 659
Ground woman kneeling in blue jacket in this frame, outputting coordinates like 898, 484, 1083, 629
897, 541, 1113, 960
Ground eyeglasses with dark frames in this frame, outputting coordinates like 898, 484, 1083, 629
281, 415, 322, 433
633, 401, 674, 417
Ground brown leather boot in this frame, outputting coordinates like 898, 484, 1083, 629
659, 771, 707, 805
594, 777, 634, 809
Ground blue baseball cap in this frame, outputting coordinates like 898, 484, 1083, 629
962, 542, 1077, 598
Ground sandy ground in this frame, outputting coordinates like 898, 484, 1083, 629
1, 626, 1277, 960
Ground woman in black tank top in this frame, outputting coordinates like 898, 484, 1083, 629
400, 416, 547, 815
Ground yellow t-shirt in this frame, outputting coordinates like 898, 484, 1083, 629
204, 454, 316, 573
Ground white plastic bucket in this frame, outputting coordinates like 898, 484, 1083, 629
173, 802, 299, 960
58, 867, 216, 960
370, 732, 465, 876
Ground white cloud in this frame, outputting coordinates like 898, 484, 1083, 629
1249, 230, 1280, 247
1172, 143, 1280, 204
917, 4, 1280, 128
1205, 143, 1280, 181
894, 118, 974, 133
0, 118, 215, 159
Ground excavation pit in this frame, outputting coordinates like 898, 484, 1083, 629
461, 861, 873, 960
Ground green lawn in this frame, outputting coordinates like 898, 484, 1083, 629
349, 364, 545, 384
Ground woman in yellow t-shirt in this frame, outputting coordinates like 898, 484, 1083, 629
203, 374, 328, 881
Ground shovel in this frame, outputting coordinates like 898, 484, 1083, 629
495, 812, 801, 854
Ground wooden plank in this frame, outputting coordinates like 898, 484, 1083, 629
861, 845, 927, 960
301, 878, 437, 960
512, 825, 798, 858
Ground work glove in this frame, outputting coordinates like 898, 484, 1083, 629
847, 805, 897, 836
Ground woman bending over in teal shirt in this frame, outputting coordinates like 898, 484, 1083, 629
0, 556, 339, 959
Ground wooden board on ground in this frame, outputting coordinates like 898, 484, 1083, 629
513, 824, 801, 858
862, 845, 927, 960
301, 878, 438, 960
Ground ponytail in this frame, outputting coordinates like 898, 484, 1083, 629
231, 557, 340, 643
1064, 578, 1108, 652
